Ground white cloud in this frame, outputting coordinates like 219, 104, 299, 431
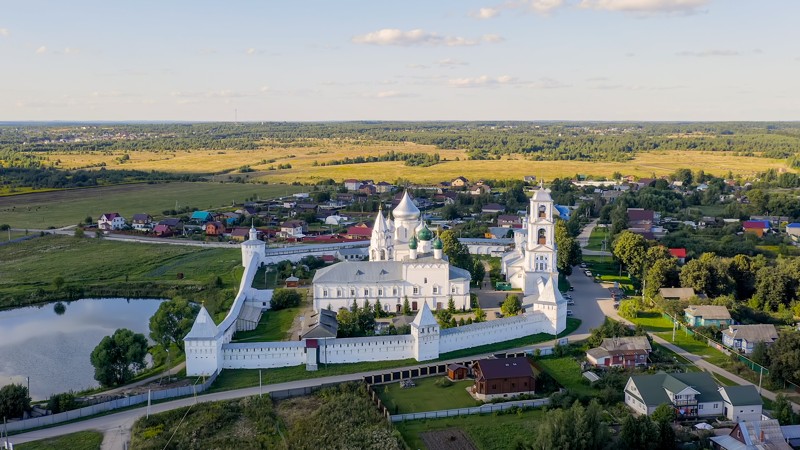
448, 75, 517, 88
407, 64, 429, 69
352, 29, 503, 47
676, 49, 739, 57
0, 28, 9, 37
579, 0, 710, 13
470, 7, 500, 19
481, 34, 504, 44
63, 47, 79, 55
438, 58, 468, 67
523, 0, 566, 14
373, 90, 418, 99
35, 46, 47, 54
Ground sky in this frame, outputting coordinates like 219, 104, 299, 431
1, 0, 799, 121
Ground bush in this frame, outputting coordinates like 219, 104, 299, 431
48, 392, 78, 413
434, 377, 453, 388
271, 289, 302, 310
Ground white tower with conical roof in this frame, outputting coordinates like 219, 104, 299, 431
369, 206, 394, 261
410, 302, 440, 361
522, 186, 558, 294
241, 224, 266, 268
184, 306, 222, 375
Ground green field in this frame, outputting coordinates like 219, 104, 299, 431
16, 431, 102, 450
395, 408, 545, 450
0, 182, 304, 229
375, 377, 479, 414
0, 234, 241, 309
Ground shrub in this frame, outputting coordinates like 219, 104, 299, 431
271, 289, 302, 310
434, 377, 453, 388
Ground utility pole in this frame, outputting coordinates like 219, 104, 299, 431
758, 366, 763, 394
147, 390, 151, 418
259, 370, 263, 397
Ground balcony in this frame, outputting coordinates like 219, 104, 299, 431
672, 399, 698, 407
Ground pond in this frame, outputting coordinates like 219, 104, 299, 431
0, 298, 166, 400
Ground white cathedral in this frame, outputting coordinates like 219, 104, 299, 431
311, 191, 472, 313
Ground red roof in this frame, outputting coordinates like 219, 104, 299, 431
669, 248, 687, 258
101, 213, 120, 220
627, 209, 654, 221
153, 224, 170, 233
347, 226, 372, 236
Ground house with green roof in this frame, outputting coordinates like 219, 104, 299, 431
625, 372, 761, 421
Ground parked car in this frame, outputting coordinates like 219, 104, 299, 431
568, 286, 574, 291
579, 262, 587, 268
566, 310, 574, 316
567, 300, 575, 305
584, 270, 592, 277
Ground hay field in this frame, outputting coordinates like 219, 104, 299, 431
33, 139, 792, 184
0, 182, 304, 229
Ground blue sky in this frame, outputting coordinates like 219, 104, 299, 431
2, 0, 798, 121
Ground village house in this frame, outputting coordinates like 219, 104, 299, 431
280, 220, 306, 239
481, 203, 505, 215
470, 185, 491, 196
131, 213, 153, 231
375, 181, 394, 193
523, 175, 537, 184
190, 211, 214, 223
742, 220, 770, 237
205, 221, 226, 236
787, 223, 800, 242
152, 224, 172, 237
98, 213, 126, 231
721, 324, 779, 354
346, 223, 372, 240
451, 176, 469, 188
447, 363, 468, 381
669, 248, 687, 264
344, 179, 362, 191
625, 372, 762, 420
157, 218, 184, 233
586, 336, 652, 368
229, 227, 253, 242
470, 357, 536, 401
497, 214, 523, 228
335, 248, 367, 261
710, 419, 792, 450
684, 305, 732, 327
627, 208, 655, 235
659, 287, 706, 301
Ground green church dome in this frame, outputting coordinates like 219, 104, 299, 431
432, 236, 443, 250
408, 235, 418, 249
417, 225, 433, 241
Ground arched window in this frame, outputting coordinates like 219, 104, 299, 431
538, 204, 546, 218
380, 249, 386, 260
538, 228, 546, 245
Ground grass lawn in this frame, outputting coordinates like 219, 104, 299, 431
211, 319, 582, 392
0, 234, 241, 308
535, 356, 594, 397
395, 408, 545, 450
631, 311, 674, 333
586, 226, 609, 251
232, 305, 301, 342
375, 377, 479, 414
251, 265, 279, 289
0, 182, 304, 229
655, 329, 730, 367
16, 431, 103, 450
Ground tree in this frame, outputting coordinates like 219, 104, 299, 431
555, 220, 581, 276
773, 394, 797, 425
656, 419, 676, 450
436, 309, 453, 328
618, 299, 639, 320
768, 330, 800, 385
750, 342, 769, 367
440, 230, 472, 270
612, 231, 648, 279
149, 298, 199, 351
84, 215, 93, 225
52, 276, 65, 291
501, 294, 522, 316
679, 253, 734, 299
0, 384, 31, 419
373, 299, 385, 318
644, 258, 679, 300
74, 226, 85, 238
473, 307, 486, 322
619, 415, 658, 450
533, 399, 609, 450
271, 289, 302, 310
471, 259, 486, 287
402, 296, 411, 315
90, 328, 149, 387
651, 403, 677, 424
47, 392, 77, 414
447, 296, 456, 314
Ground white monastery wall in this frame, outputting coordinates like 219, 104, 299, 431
320, 335, 415, 364
439, 312, 549, 354
221, 342, 306, 369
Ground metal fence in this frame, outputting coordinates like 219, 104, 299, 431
5, 371, 219, 433
390, 398, 550, 422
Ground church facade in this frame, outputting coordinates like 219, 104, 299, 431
311, 191, 472, 313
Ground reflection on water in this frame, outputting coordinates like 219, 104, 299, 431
0, 298, 165, 400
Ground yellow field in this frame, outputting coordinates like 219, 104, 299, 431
35, 140, 792, 184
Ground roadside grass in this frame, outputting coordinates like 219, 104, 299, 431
631, 311, 674, 333
0, 234, 241, 309
654, 329, 731, 367
15, 430, 102, 450
395, 408, 545, 450
0, 182, 304, 229
374, 377, 479, 414
210, 318, 582, 392
586, 227, 609, 251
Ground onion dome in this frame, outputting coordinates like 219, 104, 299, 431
432, 236, 443, 250
408, 235, 418, 250
393, 191, 420, 220
417, 225, 433, 241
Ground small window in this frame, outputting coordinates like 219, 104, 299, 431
350, 289, 355, 296
424, 277, 428, 284
364, 288, 369, 296
413, 287, 419, 295
323, 289, 329, 297
451, 287, 456, 293
378, 289, 383, 296
393, 288, 398, 295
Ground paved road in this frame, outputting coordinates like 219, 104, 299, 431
565, 270, 609, 340
577, 218, 611, 256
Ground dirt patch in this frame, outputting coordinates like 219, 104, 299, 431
284, 291, 315, 340
420, 428, 478, 450
275, 396, 318, 429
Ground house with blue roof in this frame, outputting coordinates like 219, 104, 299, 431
190, 211, 214, 223
787, 223, 800, 242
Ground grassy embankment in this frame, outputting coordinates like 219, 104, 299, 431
15, 431, 103, 450
209, 318, 581, 392
29, 138, 792, 186
0, 234, 241, 312
0, 182, 304, 229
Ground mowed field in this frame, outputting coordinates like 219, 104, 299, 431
32, 139, 793, 185
0, 182, 304, 229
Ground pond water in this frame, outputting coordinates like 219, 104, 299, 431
0, 298, 166, 400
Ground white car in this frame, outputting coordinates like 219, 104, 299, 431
566, 310, 574, 316
584, 270, 592, 277
567, 300, 575, 305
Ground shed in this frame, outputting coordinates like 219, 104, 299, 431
448, 363, 468, 381
285, 276, 300, 288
